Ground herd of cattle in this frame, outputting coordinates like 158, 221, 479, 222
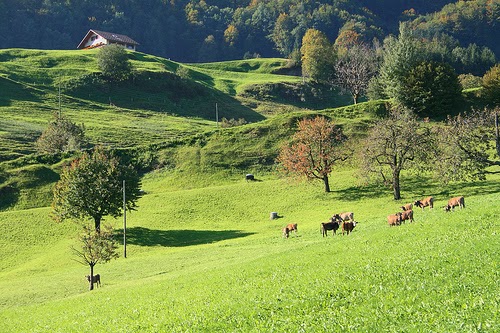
282, 195, 465, 238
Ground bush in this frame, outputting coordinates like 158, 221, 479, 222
482, 64, 500, 106
96, 45, 132, 82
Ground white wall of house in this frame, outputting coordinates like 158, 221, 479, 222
82, 33, 136, 50
82, 33, 107, 48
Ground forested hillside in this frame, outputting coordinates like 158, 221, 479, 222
0, 0, 498, 62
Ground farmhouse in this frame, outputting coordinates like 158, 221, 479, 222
77, 29, 139, 51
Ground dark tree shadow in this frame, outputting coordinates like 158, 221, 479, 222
117, 227, 254, 247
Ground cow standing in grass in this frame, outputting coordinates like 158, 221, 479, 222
282, 224, 298, 238
444, 196, 465, 212
414, 196, 434, 210
321, 219, 340, 237
86, 274, 101, 288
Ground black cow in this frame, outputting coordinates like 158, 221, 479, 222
321, 221, 340, 237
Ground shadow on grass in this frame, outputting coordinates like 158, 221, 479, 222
331, 177, 500, 202
117, 227, 254, 247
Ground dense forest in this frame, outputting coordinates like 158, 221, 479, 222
0, 0, 498, 63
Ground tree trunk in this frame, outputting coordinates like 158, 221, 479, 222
94, 216, 101, 233
495, 112, 500, 158
352, 93, 358, 105
392, 169, 401, 200
323, 174, 331, 193
89, 264, 94, 291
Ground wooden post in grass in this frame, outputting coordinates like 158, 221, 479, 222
215, 103, 219, 128
123, 180, 127, 258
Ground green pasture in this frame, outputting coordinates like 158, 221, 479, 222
0, 168, 498, 332
0, 48, 497, 332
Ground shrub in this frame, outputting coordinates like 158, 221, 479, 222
96, 45, 132, 82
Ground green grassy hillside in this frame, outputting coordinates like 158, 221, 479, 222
0, 49, 498, 332
0, 168, 498, 332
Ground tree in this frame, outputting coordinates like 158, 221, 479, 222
73, 224, 118, 291
333, 45, 379, 104
360, 108, 433, 200
277, 116, 349, 192
482, 64, 500, 106
51, 146, 142, 232
375, 22, 422, 101
35, 113, 86, 154
434, 107, 500, 183
271, 13, 294, 57
398, 61, 462, 117
96, 44, 132, 82
300, 29, 334, 82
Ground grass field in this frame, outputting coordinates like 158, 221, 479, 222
0, 168, 498, 332
0, 49, 498, 332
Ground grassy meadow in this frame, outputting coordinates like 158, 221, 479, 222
0, 168, 499, 332
0, 49, 499, 332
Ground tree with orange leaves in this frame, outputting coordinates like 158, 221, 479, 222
277, 116, 349, 192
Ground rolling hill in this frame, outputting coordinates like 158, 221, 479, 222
0, 49, 498, 332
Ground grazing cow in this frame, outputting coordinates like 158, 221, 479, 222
400, 209, 414, 223
387, 213, 402, 226
400, 203, 413, 211
282, 223, 298, 238
245, 174, 255, 181
86, 274, 101, 287
342, 221, 357, 235
333, 212, 354, 222
321, 220, 340, 237
414, 196, 434, 210
444, 196, 465, 212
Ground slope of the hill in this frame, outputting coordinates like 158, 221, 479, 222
0, 167, 498, 332
0, 49, 310, 161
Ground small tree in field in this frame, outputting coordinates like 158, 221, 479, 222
36, 113, 86, 154
277, 116, 349, 192
333, 45, 379, 104
435, 107, 500, 183
73, 224, 118, 290
96, 44, 132, 82
51, 146, 142, 232
360, 108, 433, 200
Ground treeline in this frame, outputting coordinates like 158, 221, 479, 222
0, 0, 498, 63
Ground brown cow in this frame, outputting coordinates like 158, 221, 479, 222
414, 196, 434, 210
387, 213, 402, 226
321, 220, 340, 237
342, 221, 357, 235
400, 203, 413, 211
282, 223, 298, 238
400, 209, 414, 223
333, 212, 354, 222
444, 196, 465, 212
86, 274, 101, 287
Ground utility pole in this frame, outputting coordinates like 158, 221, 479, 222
216, 103, 219, 128
123, 180, 127, 258
58, 79, 62, 118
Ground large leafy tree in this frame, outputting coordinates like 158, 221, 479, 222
398, 61, 463, 117
51, 146, 142, 232
373, 22, 422, 101
96, 44, 132, 82
73, 224, 118, 291
277, 116, 349, 193
300, 29, 334, 82
36, 113, 86, 154
361, 108, 434, 200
